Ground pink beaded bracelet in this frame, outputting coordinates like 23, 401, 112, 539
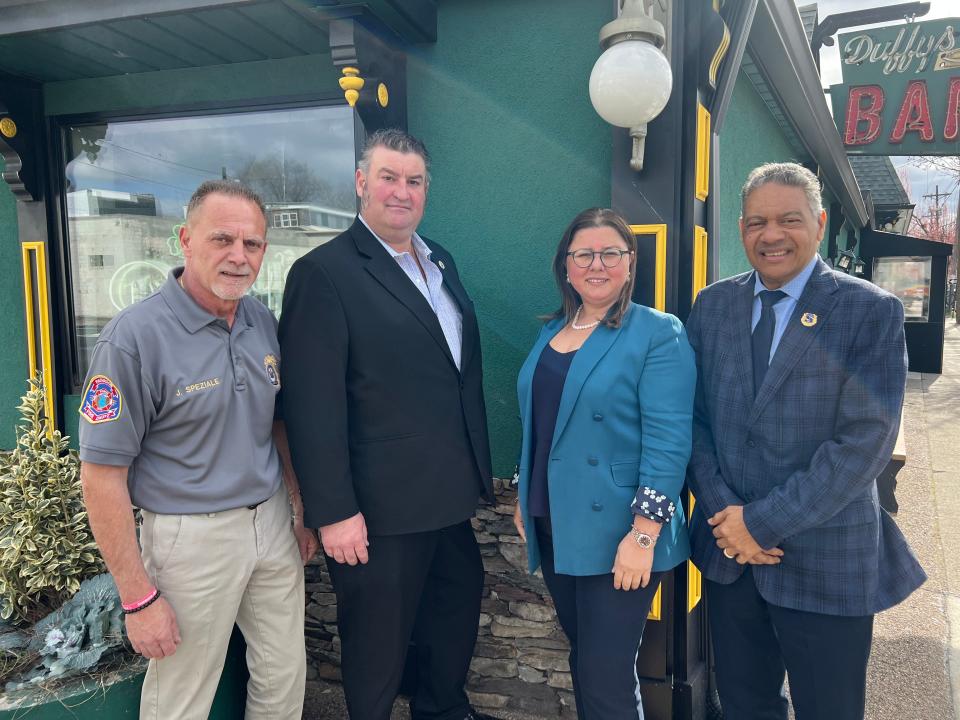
122, 587, 160, 614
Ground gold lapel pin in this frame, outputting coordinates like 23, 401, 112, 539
437, 260, 446, 270
800, 312, 817, 327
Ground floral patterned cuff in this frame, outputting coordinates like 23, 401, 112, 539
631, 486, 676, 524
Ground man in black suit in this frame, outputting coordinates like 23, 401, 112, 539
279, 129, 494, 720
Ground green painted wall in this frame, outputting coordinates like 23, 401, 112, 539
44, 54, 340, 116
717, 71, 808, 279
44, 13, 612, 474
0, 160, 30, 450
64, 395, 80, 448
30, 9, 858, 477
408, 0, 612, 475
820, 184, 840, 259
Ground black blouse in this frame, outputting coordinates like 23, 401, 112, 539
528, 344, 577, 518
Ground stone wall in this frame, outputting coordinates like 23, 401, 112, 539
303, 479, 575, 719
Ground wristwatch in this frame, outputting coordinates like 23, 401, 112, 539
630, 527, 657, 548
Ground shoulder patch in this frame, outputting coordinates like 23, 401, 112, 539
80, 375, 123, 424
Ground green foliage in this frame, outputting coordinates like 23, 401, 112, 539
0, 375, 105, 625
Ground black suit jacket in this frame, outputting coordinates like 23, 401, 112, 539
278, 219, 494, 535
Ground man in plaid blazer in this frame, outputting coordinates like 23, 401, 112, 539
686, 162, 925, 720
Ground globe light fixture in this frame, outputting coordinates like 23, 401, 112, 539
589, 0, 673, 172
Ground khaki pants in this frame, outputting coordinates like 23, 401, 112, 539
139, 488, 306, 720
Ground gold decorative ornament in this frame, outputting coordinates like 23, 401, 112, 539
339, 67, 365, 108
0, 117, 17, 139
800, 312, 818, 327
377, 83, 389, 108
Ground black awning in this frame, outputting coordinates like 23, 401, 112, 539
860, 228, 954, 258
0, 0, 434, 83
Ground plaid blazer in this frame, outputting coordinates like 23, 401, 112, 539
686, 258, 925, 616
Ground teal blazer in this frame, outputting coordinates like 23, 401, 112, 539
516, 303, 696, 576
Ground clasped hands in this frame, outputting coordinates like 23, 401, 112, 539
709, 505, 783, 565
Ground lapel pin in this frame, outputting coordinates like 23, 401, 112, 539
437, 260, 446, 270
800, 312, 817, 327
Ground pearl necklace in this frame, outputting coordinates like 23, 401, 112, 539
571, 306, 601, 330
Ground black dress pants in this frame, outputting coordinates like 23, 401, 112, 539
327, 520, 483, 720
536, 520, 663, 720
707, 570, 874, 720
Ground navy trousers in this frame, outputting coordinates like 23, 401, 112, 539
536, 520, 663, 720
707, 570, 874, 720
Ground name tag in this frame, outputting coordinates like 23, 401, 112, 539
183, 377, 221, 394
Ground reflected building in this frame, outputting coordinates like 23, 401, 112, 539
68, 189, 353, 371
67, 189, 158, 218
266, 202, 353, 232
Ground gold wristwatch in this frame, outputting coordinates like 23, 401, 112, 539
630, 527, 657, 548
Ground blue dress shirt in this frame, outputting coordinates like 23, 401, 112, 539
751, 255, 819, 362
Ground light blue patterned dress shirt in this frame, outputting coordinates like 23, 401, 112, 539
751, 254, 820, 362
359, 215, 463, 370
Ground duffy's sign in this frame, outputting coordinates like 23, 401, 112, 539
829, 18, 960, 155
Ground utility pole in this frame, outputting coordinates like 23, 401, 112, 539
922, 185, 959, 322
922, 185, 948, 238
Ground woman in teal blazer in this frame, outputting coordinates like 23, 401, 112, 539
513, 208, 696, 719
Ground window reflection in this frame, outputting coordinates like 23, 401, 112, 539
65, 105, 355, 374
872, 256, 932, 322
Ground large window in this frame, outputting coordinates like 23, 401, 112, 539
64, 105, 356, 376
872, 256, 932, 322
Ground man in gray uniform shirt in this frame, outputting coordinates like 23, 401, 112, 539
79, 180, 318, 720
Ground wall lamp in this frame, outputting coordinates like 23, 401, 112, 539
836, 250, 856, 273
589, 0, 673, 172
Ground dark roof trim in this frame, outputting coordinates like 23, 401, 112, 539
344, 0, 436, 43
849, 155, 911, 207
0, 0, 260, 37
1, 0, 436, 45
711, 0, 758, 135
746, 0, 868, 228
861, 229, 953, 258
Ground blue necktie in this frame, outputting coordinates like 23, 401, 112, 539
752, 290, 786, 394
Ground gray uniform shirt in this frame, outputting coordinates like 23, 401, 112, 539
78, 268, 283, 514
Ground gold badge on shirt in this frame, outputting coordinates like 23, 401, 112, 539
264, 354, 280, 387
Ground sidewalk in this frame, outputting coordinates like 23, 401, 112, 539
866, 320, 960, 720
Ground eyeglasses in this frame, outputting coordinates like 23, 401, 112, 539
566, 248, 633, 268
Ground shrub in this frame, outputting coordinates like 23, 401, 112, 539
0, 375, 105, 625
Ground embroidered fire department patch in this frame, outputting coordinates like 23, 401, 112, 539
80, 375, 122, 424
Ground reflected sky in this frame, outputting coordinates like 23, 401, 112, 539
65, 105, 357, 217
